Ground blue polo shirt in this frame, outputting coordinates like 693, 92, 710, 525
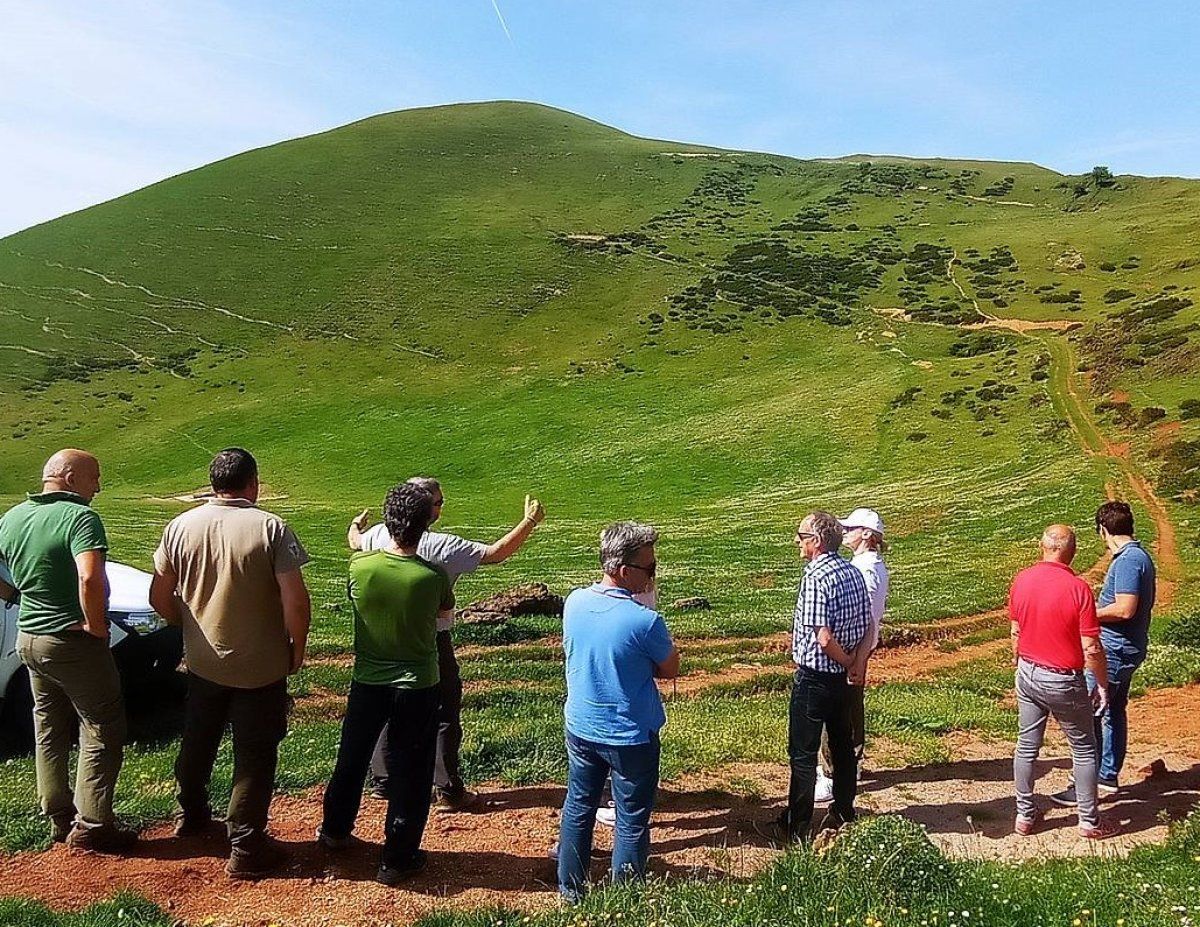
1097, 540, 1156, 655
562, 583, 674, 746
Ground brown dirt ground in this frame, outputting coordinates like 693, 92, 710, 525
5, 679, 1196, 927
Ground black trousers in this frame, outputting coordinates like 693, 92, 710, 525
175, 673, 288, 852
782, 667, 857, 838
369, 630, 464, 796
322, 681, 439, 868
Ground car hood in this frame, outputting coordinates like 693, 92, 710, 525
106, 562, 153, 614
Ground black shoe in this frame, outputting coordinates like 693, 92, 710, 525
1097, 777, 1119, 797
367, 778, 389, 801
376, 849, 428, 885
174, 810, 218, 838
751, 816, 800, 846
65, 823, 139, 853
315, 825, 353, 852
227, 840, 291, 880
1050, 785, 1078, 807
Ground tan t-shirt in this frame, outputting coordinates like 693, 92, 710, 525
154, 497, 309, 689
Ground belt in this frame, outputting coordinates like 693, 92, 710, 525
1020, 657, 1080, 676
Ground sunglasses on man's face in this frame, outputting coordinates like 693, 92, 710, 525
622, 560, 657, 577
795, 531, 818, 541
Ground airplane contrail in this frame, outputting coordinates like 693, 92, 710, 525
490, 0, 513, 42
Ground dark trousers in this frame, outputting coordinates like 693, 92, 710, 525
820, 682, 866, 774
175, 673, 288, 852
323, 681, 439, 868
557, 731, 660, 902
783, 668, 857, 838
369, 630, 464, 796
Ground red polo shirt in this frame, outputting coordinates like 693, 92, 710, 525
1008, 560, 1099, 671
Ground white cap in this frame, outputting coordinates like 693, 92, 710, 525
840, 508, 884, 536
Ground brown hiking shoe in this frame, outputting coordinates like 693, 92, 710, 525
434, 788, 479, 812
50, 817, 74, 843
65, 823, 139, 854
227, 840, 291, 880
174, 810, 220, 838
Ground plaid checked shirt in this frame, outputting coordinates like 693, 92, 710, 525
792, 551, 873, 673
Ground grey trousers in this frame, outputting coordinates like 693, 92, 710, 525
18, 630, 127, 831
1014, 658, 1099, 827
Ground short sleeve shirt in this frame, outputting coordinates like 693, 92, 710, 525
1009, 560, 1099, 671
154, 498, 309, 689
792, 552, 872, 673
0, 491, 108, 634
1097, 541, 1156, 655
563, 584, 675, 746
348, 551, 453, 688
359, 525, 485, 630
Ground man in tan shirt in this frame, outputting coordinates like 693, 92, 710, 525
150, 448, 311, 880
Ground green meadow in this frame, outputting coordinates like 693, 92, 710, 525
1, 102, 1199, 924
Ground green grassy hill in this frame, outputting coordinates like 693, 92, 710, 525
1, 101, 1198, 627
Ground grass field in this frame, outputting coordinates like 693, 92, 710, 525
1, 102, 1199, 924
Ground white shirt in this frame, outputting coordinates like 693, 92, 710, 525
851, 550, 890, 649
359, 525, 486, 630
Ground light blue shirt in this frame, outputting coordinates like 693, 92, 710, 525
1098, 540, 1156, 655
562, 583, 674, 746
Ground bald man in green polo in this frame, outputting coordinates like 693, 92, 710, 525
0, 450, 137, 852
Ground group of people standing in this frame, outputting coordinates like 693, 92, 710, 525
0, 445, 1157, 901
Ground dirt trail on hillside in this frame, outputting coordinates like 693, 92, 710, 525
6, 685, 1196, 927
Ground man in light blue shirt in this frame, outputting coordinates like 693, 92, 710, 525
557, 522, 680, 903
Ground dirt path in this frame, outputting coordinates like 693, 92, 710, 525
5, 685, 1196, 927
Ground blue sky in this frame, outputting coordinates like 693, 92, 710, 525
2, 0, 1198, 236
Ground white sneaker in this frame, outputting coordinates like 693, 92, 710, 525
596, 801, 616, 827
814, 772, 834, 803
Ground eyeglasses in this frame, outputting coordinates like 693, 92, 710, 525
795, 532, 818, 541
622, 560, 657, 577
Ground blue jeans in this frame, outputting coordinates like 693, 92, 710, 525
1086, 642, 1145, 783
557, 730, 660, 902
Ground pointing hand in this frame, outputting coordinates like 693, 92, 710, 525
351, 508, 371, 530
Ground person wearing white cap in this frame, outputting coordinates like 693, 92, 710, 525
814, 508, 890, 802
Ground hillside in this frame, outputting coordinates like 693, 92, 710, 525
1, 101, 1198, 624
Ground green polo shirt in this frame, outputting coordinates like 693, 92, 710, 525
348, 550, 452, 688
0, 491, 108, 634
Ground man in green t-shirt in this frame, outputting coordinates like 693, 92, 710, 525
0, 450, 136, 852
318, 482, 453, 885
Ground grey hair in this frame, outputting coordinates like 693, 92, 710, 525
807, 511, 844, 553
600, 521, 658, 576
1041, 526, 1076, 552
406, 476, 441, 496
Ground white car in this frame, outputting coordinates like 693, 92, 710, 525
0, 560, 183, 748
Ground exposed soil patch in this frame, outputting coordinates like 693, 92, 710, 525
6, 685, 1196, 927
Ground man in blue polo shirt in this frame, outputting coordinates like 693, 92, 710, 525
1054, 500, 1155, 807
1090, 501, 1155, 790
556, 522, 680, 903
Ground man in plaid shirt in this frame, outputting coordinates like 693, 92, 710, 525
776, 510, 872, 840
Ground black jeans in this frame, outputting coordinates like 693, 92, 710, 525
175, 673, 289, 852
783, 667, 857, 838
369, 631, 465, 796
322, 681, 439, 868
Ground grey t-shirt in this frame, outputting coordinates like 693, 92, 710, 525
360, 524, 485, 629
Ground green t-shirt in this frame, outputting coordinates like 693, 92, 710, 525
348, 550, 452, 688
0, 491, 108, 634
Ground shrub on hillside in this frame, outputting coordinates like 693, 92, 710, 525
950, 332, 1010, 357
1162, 612, 1200, 649
1100, 261, 1118, 272
1104, 288, 1136, 303
1138, 406, 1167, 426
1180, 398, 1200, 419
1136, 643, 1200, 690
1151, 439, 1200, 496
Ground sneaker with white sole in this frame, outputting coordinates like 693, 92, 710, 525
814, 772, 834, 803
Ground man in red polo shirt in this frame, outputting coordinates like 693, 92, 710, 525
1008, 524, 1116, 839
